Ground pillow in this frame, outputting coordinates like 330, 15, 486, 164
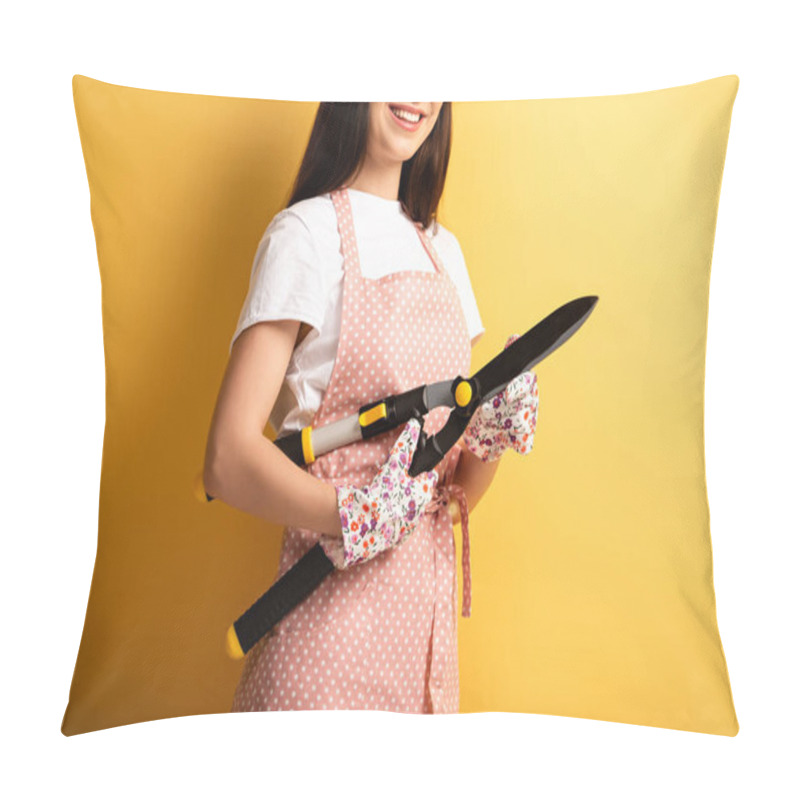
63, 74, 739, 736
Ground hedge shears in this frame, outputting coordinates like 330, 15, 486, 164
199, 295, 599, 658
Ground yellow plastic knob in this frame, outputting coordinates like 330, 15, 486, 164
454, 380, 473, 408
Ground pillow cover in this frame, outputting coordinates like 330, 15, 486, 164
63, 74, 739, 736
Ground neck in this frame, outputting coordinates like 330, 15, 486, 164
346, 155, 402, 201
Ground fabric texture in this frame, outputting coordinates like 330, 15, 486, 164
229, 188, 485, 438
231, 187, 473, 714
325, 418, 440, 569
463, 333, 539, 462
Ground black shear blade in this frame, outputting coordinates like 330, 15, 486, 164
408, 413, 469, 477
472, 295, 598, 405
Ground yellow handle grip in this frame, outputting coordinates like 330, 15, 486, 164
226, 625, 245, 660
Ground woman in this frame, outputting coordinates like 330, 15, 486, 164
203, 102, 538, 714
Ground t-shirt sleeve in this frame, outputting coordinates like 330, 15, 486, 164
434, 227, 485, 347
229, 209, 326, 355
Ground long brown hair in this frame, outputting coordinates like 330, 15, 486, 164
286, 102, 452, 232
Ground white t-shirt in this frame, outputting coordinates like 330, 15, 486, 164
230, 187, 485, 437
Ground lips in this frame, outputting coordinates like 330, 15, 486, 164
388, 103, 425, 131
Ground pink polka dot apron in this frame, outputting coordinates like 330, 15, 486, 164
231, 186, 473, 714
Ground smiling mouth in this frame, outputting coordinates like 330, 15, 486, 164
389, 105, 424, 124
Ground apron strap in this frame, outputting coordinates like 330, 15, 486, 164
424, 448, 472, 618
414, 222, 446, 276
330, 187, 362, 278
440, 483, 471, 618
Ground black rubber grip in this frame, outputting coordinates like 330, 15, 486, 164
392, 385, 429, 427
232, 543, 336, 654
273, 429, 306, 467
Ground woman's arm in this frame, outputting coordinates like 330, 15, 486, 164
203, 319, 342, 538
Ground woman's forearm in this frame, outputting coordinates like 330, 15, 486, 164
204, 432, 500, 539
448, 441, 501, 525
204, 436, 342, 538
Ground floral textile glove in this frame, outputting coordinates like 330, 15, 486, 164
320, 418, 439, 570
462, 333, 539, 463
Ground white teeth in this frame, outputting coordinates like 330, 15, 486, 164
391, 106, 421, 123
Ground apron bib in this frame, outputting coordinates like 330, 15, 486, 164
232, 187, 472, 714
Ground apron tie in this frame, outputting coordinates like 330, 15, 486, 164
424, 476, 472, 618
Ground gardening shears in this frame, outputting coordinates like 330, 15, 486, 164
202, 295, 599, 659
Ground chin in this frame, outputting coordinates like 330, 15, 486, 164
384, 135, 426, 163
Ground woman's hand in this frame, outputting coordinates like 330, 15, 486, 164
320, 418, 439, 569
462, 333, 539, 463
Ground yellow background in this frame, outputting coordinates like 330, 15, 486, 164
63, 75, 739, 736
